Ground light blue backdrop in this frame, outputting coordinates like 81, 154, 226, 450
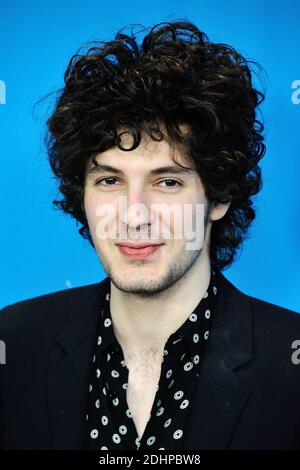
0, 0, 299, 311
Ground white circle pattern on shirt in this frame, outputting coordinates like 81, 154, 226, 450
193, 333, 199, 343
164, 418, 172, 428
174, 390, 184, 400
112, 433, 121, 443
180, 399, 189, 409
173, 429, 183, 439
147, 436, 156, 446
189, 313, 197, 322
119, 425, 127, 435
184, 361, 193, 371
90, 429, 98, 439
205, 309, 211, 319
101, 416, 108, 426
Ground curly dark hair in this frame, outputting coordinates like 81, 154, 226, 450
45, 19, 266, 271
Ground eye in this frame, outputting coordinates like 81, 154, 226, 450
95, 177, 121, 186
157, 179, 183, 189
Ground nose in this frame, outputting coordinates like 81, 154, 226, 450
119, 184, 153, 237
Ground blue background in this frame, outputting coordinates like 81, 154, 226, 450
0, 0, 299, 311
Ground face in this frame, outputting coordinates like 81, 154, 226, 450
83, 129, 226, 296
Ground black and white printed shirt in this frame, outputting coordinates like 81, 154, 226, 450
84, 270, 218, 450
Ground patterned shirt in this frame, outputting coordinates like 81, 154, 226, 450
84, 269, 218, 450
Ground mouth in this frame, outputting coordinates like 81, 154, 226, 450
116, 243, 164, 259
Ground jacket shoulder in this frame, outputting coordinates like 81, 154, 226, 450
217, 271, 300, 337
219, 271, 300, 319
247, 294, 300, 324
0, 277, 109, 333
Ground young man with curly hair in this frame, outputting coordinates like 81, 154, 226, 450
1, 20, 300, 451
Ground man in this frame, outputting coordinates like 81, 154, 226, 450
0, 20, 300, 450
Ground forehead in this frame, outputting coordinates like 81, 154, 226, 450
87, 127, 194, 173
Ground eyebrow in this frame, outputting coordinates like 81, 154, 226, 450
87, 163, 195, 177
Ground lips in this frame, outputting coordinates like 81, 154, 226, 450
116, 242, 162, 248
116, 242, 163, 259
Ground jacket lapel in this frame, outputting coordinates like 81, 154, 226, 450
46, 277, 110, 450
184, 272, 253, 449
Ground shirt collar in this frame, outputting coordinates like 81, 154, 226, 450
167, 269, 218, 358
95, 269, 219, 360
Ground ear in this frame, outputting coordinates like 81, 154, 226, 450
208, 201, 231, 222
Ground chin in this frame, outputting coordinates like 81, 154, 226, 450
111, 274, 164, 293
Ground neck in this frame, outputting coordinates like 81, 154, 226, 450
109, 249, 211, 353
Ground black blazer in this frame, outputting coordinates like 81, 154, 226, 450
0, 272, 300, 450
